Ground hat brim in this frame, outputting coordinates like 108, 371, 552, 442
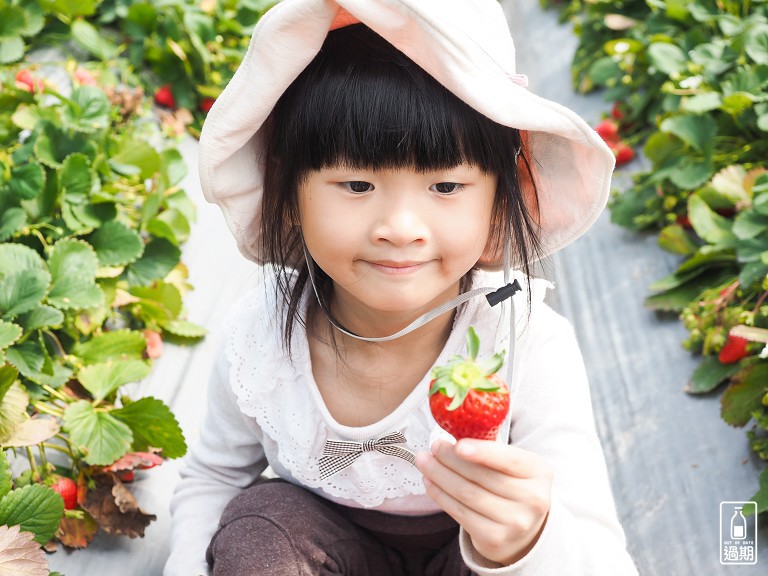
199, 0, 615, 267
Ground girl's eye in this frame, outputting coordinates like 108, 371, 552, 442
431, 182, 464, 195
343, 181, 373, 194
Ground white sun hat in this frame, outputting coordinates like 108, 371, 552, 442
198, 0, 615, 267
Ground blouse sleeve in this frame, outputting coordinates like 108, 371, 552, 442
164, 346, 269, 576
459, 304, 638, 575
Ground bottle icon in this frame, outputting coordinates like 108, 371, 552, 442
730, 507, 747, 540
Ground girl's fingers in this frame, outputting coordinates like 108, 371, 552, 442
436, 438, 551, 480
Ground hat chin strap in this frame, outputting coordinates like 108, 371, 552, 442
301, 236, 521, 389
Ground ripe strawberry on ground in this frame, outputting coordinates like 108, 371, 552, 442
50, 476, 78, 510
719, 334, 749, 364
154, 84, 176, 108
429, 327, 509, 441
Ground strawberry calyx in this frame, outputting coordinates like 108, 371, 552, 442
429, 327, 505, 411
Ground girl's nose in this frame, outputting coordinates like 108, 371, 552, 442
373, 201, 430, 246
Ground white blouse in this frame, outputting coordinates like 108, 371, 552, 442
165, 268, 638, 576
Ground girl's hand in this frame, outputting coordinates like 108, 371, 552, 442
415, 438, 552, 566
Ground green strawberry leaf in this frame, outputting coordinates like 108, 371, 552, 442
687, 195, 737, 247
660, 115, 717, 154
721, 363, 768, 427
113, 397, 187, 459
147, 209, 190, 247
0, 484, 64, 544
160, 319, 206, 339
466, 327, 479, 361
71, 18, 120, 60
124, 238, 181, 286
72, 330, 147, 365
0, 451, 12, 499
0, 365, 17, 404
0, 208, 26, 243
16, 305, 64, 332
658, 225, 699, 255
8, 161, 45, 201
685, 356, 743, 394
4, 340, 45, 379
751, 466, 768, 514
78, 360, 151, 402
87, 219, 144, 267
0, 268, 51, 319
0, 321, 22, 350
48, 238, 99, 281
131, 282, 183, 318
62, 86, 111, 132
63, 400, 132, 466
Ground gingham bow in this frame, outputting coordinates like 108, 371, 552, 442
319, 432, 415, 480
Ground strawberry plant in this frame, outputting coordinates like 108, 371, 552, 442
542, 0, 768, 510
0, 62, 202, 553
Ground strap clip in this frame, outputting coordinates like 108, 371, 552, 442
485, 280, 522, 307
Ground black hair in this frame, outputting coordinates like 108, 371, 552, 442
260, 24, 542, 351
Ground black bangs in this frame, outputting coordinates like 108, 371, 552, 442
269, 24, 520, 174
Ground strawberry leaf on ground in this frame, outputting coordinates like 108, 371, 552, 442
112, 397, 187, 459
77, 360, 152, 402
0, 484, 64, 544
0, 524, 50, 576
71, 330, 147, 365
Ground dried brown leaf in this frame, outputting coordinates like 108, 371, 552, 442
0, 525, 49, 576
55, 514, 99, 549
80, 474, 156, 538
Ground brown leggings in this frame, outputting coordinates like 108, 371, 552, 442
206, 478, 476, 576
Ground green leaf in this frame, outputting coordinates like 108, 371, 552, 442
752, 466, 768, 513
0, 484, 64, 544
16, 305, 64, 332
4, 340, 44, 378
87, 219, 144, 267
113, 397, 187, 459
0, 244, 44, 276
131, 282, 182, 318
62, 86, 111, 132
721, 363, 768, 427
669, 158, 714, 190
59, 153, 94, 201
681, 92, 722, 114
78, 360, 151, 401
161, 320, 206, 339
0, 383, 28, 444
0, 207, 26, 242
645, 268, 737, 311
147, 209, 190, 246
63, 400, 132, 466
110, 139, 161, 180
0, 451, 11, 499
0, 365, 17, 404
125, 238, 181, 286
46, 276, 103, 311
71, 18, 119, 60
41, 0, 98, 18
46, 238, 101, 310
660, 115, 717, 153
72, 330, 147, 364
8, 161, 45, 201
745, 23, 768, 65
687, 195, 737, 247
722, 92, 754, 116
0, 321, 22, 350
733, 211, 768, 240
161, 149, 187, 188
0, 37, 24, 64
658, 225, 698, 255
648, 42, 687, 75
0, 268, 51, 318
686, 356, 743, 394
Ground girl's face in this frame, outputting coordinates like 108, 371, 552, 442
298, 163, 496, 328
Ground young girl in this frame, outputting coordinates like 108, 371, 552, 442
166, 1, 638, 574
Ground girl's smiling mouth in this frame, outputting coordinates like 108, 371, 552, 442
366, 260, 429, 275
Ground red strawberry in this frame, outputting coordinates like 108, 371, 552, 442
429, 327, 509, 441
614, 143, 635, 166
15, 69, 43, 93
676, 214, 691, 228
719, 335, 748, 364
199, 97, 216, 113
154, 84, 176, 108
595, 119, 620, 144
50, 476, 78, 510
